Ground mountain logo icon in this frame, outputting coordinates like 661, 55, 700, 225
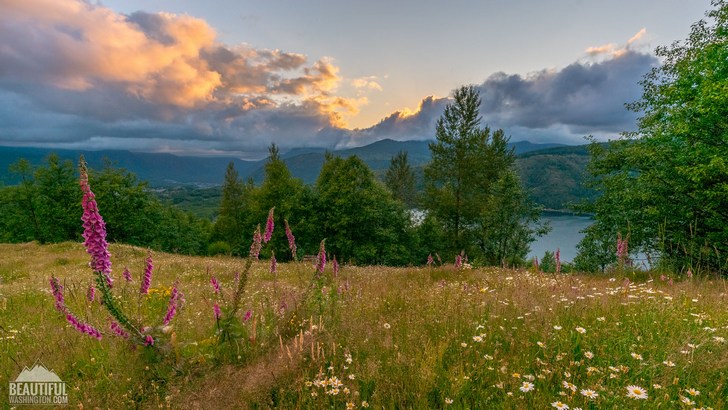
14, 363, 63, 383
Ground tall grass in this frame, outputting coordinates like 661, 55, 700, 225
1, 242, 726, 408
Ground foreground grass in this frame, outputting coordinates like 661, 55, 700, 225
1, 242, 727, 409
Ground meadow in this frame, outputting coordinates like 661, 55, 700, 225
1, 241, 726, 409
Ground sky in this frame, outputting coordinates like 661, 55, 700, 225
0, 0, 714, 158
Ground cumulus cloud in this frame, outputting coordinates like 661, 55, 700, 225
358, 50, 657, 146
0, 0, 371, 154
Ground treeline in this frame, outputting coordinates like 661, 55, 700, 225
0, 87, 544, 266
0, 155, 210, 255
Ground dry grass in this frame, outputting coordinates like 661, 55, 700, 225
1, 242, 727, 409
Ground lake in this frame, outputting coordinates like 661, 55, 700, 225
528, 214, 593, 262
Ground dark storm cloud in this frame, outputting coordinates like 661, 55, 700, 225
358, 51, 657, 146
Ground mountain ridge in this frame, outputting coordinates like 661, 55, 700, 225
0, 139, 591, 211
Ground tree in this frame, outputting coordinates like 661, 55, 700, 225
2, 159, 41, 242
91, 159, 154, 245
577, 1, 728, 274
33, 154, 78, 243
212, 162, 256, 255
257, 143, 304, 260
477, 170, 546, 266
314, 154, 412, 265
384, 151, 417, 208
424, 85, 517, 257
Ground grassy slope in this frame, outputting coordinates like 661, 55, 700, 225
1, 243, 726, 409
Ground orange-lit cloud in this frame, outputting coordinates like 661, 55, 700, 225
586, 28, 648, 59
351, 77, 383, 92
627, 28, 647, 45
0, 0, 363, 130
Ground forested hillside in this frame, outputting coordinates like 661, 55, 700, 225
0, 140, 592, 216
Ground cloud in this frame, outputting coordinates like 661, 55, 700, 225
627, 28, 648, 45
351, 77, 383, 92
0, 0, 368, 154
0, 2, 658, 155
586, 28, 649, 58
358, 50, 657, 146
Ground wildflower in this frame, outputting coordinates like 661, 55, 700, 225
427, 253, 434, 266
250, 225, 262, 259
685, 388, 700, 396
596, 316, 606, 322
554, 325, 562, 330
473, 335, 483, 342
680, 396, 695, 405
533, 256, 539, 271
316, 240, 326, 274
50, 277, 65, 311
346, 403, 355, 410
332, 255, 339, 277
122, 266, 132, 282
284, 219, 297, 259
630, 352, 643, 360
139, 251, 153, 295
270, 252, 277, 275
663, 360, 675, 367
210, 275, 221, 293
243, 310, 252, 322
555, 248, 561, 274
575, 326, 586, 334
616, 232, 629, 264
455, 254, 462, 269
519, 382, 535, 392
686, 268, 693, 279
110, 321, 129, 339
537, 341, 545, 348
144, 335, 154, 346
87, 285, 96, 302
264, 208, 274, 243
461, 342, 468, 348
652, 384, 662, 389
361, 401, 369, 408
65, 313, 103, 340
213, 303, 221, 320
625, 385, 648, 399
445, 398, 453, 405
551, 401, 569, 409
163, 282, 181, 326
580, 389, 598, 399
79, 158, 112, 287
584, 351, 594, 359
562, 381, 577, 392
